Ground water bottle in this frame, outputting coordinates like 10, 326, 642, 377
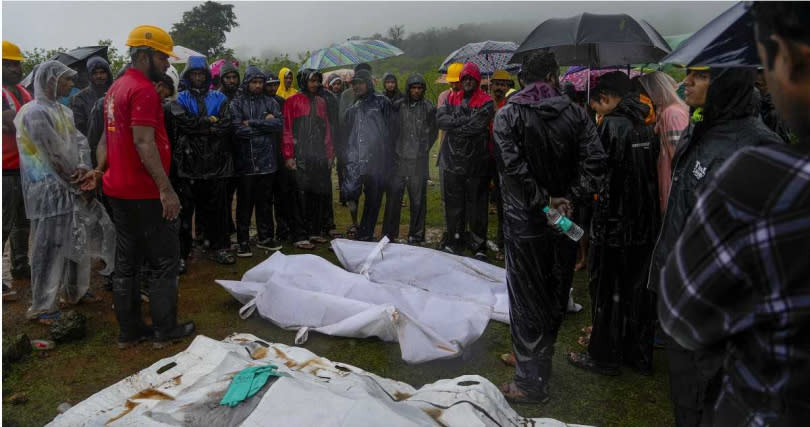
543, 206, 584, 242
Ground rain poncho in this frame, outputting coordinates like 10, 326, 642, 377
276, 67, 298, 99
646, 67, 784, 427
493, 81, 606, 398
170, 56, 234, 179
342, 70, 395, 200
639, 72, 689, 215
14, 60, 115, 318
69, 56, 112, 136
231, 66, 284, 175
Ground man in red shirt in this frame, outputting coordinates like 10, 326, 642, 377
100, 25, 194, 349
2, 41, 32, 300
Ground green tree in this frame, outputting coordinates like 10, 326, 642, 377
21, 47, 67, 76
97, 39, 128, 76
170, 1, 238, 59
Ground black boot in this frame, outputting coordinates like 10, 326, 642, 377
113, 278, 152, 349
149, 278, 195, 349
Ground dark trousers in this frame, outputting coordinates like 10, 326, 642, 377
294, 161, 332, 241
225, 176, 239, 235
177, 178, 229, 258
355, 174, 386, 241
440, 169, 489, 253
665, 337, 724, 427
587, 243, 657, 371
492, 175, 504, 250
382, 174, 427, 242
108, 197, 180, 339
506, 233, 575, 398
273, 166, 295, 242
2, 173, 30, 275
236, 173, 276, 244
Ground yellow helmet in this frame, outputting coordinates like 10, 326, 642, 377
125, 25, 177, 58
491, 69, 512, 82
446, 63, 464, 83
2, 41, 24, 61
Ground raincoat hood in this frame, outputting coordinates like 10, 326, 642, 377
405, 73, 427, 101
448, 63, 491, 108
85, 56, 112, 88
34, 60, 77, 102
277, 67, 298, 99
506, 82, 562, 111
611, 94, 651, 125
219, 60, 240, 81
702, 68, 756, 124
383, 72, 400, 92
242, 65, 266, 93
352, 69, 376, 97
296, 68, 323, 96
181, 55, 212, 91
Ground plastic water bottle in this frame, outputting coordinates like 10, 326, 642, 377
543, 206, 584, 242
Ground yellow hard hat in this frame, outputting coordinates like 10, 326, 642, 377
125, 25, 177, 58
446, 63, 464, 83
2, 41, 24, 61
491, 69, 512, 81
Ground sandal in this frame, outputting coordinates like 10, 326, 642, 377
294, 240, 316, 250
213, 249, 236, 265
495, 252, 505, 261
578, 334, 590, 347
328, 229, 343, 238
34, 312, 61, 326
346, 225, 358, 239
499, 382, 549, 404
567, 352, 621, 376
310, 235, 329, 244
500, 352, 516, 367
79, 291, 103, 304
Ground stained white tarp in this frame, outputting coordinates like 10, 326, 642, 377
48, 334, 590, 427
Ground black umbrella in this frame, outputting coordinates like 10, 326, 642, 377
511, 13, 671, 67
21, 45, 109, 90
661, 2, 758, 67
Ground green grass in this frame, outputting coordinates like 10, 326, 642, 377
2, 143, 673, 426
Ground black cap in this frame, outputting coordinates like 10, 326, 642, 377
593, 71, 631, 98
354, 63, 372, 73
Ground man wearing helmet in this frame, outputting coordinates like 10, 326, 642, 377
100, 25, 195, 349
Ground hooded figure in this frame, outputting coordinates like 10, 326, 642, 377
342, 69, 395, 241
492, 50, 606, 403
69, 56, 112, 136
262, 69, 294, 242
230, 66, 284, 254
436, 62, 495, 258
218, 61, 241, 101
277, 67, 298, 99
567, 71, 660, 379
281, 68, 334, 248
170, 55, 235, 265
381, 73, 437, 243
646, 67, 783, 427
381, 72, 403, 103
13, 60, 115, 321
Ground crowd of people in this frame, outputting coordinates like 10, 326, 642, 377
2, 2, 808, 424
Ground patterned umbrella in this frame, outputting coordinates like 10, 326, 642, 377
300, 39, 404, 70
560, 66, 642, 92
438, 41, 520, 75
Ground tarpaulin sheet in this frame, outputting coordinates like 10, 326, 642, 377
48, 333, 590, 427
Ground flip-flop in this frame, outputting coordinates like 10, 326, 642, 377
80, 291, 103, 303
500, 352, 516, 367
499, 382, 549, 404
31, 339, 56, 351
567, 352, 621, 376
294, 240, 316, 250
309, 236, 329, 244
34, 312, 61, 326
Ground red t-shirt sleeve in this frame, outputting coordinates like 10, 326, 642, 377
129, 86, 160, 128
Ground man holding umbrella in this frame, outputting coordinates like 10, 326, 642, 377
493, 50, 605, 403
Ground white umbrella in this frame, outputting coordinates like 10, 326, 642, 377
169, 45, 205, 64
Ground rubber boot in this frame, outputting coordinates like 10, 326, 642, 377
113, 277, 150, 348
150, 278, 195, 349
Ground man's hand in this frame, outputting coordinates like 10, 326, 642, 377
285, 159, 297, 170
70, 168, 89, 185
265, 114, 275, 120
242, 120, 249, 126
78, 169, 102, 192
549, 197, 574, 218
209, 116, 218, 123
159, 187, 181, 220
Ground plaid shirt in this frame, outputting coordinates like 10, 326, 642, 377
658, 142, 810, 426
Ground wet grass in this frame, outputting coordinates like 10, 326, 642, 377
2, 144, 673, 426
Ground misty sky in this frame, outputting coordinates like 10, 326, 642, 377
3, 1, 732, 58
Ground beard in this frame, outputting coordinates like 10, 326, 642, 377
147, 58, 165, 83
4, 72, 22, 86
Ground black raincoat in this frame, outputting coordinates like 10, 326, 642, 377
759, 92, 792, 144
647, 68, 783, 427
70, 56, 112, 136
382, 72, 404, 104
231, 66, 283, 175
342, 71, 395, 200
381, 74, 438, 242
493, 81, 606, 398
170, 57, 234, 179
219, 61, 241, 100
586, 92, 659, 375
